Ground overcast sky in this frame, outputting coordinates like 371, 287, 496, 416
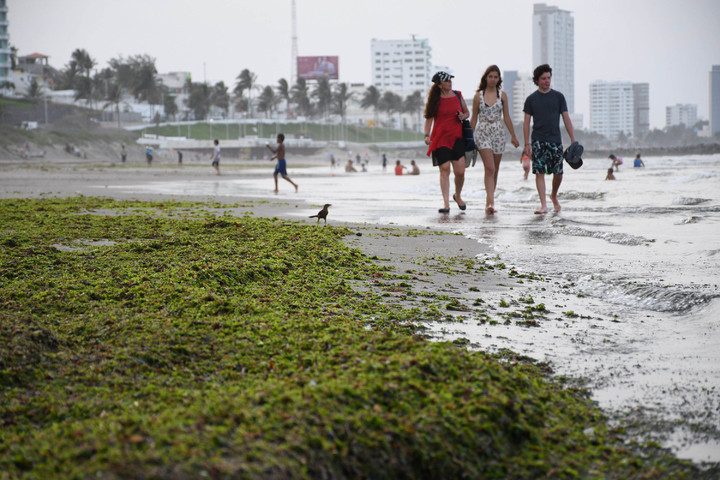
9, 0, 720, 129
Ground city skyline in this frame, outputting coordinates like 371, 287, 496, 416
7, 0, 720, 130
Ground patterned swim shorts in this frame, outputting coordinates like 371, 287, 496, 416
474, 122, 506, 155
531, 140, 564, 175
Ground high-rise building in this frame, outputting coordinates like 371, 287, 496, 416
532, 3, 574, 113
371, 37, 432, 93
0, 0, 11, 92
633, 83, 650, 138
710, 65, 720, 137
502, 70, 519, 124
589, 81, 635, 139
511, 72, 536, 126
665, 104, 697, 128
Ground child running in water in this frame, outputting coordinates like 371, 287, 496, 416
266, 133, 298, 193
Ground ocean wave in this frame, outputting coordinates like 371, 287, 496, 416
675, 216, 702, 224
559, 191, 606, 201
667, 171, 720, 184
555, 225, 653, 246
672, 197, 710, 206
576, 276, 717, 313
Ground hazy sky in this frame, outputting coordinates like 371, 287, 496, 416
9, 0, 720, 129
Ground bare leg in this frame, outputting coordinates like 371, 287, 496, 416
550, 174, 563, 212
439, 162, 451, 209
535, 173, 548, 214
273, 174, 279, 193
479, 149, 496, 213
283, 175, 299, 192
452, 156, 466, 206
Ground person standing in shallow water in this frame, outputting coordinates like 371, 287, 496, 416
424, 71, 469, 214
523, 64, 576, 214
470, 65, 520, 215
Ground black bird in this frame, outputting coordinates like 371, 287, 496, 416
309, 204, 331, 223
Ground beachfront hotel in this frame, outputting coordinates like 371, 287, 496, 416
532, 3, 575, 114
589, 80, 635, 140
666, 103, 698, 129
370, 37, 432, 93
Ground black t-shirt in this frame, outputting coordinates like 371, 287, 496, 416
523, 89, 568, 144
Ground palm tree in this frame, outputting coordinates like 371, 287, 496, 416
25, 78, 44, 104
71, 48, 96, 79
379, 91, 402, 128
332, 82, 354, 123
103, 82, 128, 127
276, 78, 290, 117
311, 77, 332, 120
186, 82, 211, 120
210, 81, 230, 118
361, 85, 381, 140
235, 69, 257, 118
403, 90, 424, 132
258, 85, 280, 118
290, 77, 311, 118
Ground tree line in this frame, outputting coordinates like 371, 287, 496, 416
43, 48, 426, 127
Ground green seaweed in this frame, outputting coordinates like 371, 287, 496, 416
0, 197, 713, 479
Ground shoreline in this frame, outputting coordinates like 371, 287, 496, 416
1, 154, 719, 466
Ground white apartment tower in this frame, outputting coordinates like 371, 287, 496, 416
665, 104, 697, 128
0, 0, 11, 92
590, 81, 635, 139
710, 65, 720, 136
371, 37, 432, 93
532, 3, 574, 113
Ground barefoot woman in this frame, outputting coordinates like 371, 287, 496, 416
470, 65, 519, 214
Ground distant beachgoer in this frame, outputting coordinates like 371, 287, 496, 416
382, 153, 388, 171
605, 168, 616, 180
145, 146, 153, 165
361, 162, 368, 172
633, 153, 645, 168
409, 160, 420, 175
266, 133, 298, 192
120, 144, 127, 163
470, 65, 520, 214
329, 152, 336, 168
345, 159, 357, 172
521, 153, 531, 180
395, 160, 407, 175
364, 152, 370, 164
356, 153, 361, 165
177, 150, 183, 165
424, 70, 469, 213
211, 139, 221, 175
523, 64, 576, 214
609, 154, 623, 171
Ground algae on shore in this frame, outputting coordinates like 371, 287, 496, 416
0, 197, 710, 479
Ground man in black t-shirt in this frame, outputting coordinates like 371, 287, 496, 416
523, 64, 576, 214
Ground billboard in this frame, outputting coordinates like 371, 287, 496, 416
297, 56, 339, 80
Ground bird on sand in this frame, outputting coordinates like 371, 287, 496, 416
309, 204, 331, 223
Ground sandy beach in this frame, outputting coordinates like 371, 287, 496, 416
2, 145, 719, 466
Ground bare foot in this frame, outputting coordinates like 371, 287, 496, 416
273, 189, 279, 193
551, 196, 561, 212
485, 206, 496, 215
534, 207, 548, 214
295, 185, 299, 192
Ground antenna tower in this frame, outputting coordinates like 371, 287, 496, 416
291, 0, 298, 85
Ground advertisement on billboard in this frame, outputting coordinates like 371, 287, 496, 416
297, 56, 339, 80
